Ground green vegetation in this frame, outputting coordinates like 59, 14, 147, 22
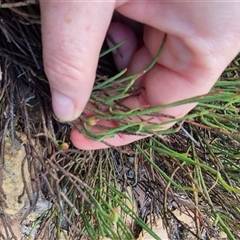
0, 3, 239, 239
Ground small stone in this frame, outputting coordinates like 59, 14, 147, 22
0, 132, 31, 239
2, 132, 29, 215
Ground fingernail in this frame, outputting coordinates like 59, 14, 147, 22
51, 89, 75, 122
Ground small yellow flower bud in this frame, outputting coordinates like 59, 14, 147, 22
59, 142, 69, 150
87, 116, 99, 126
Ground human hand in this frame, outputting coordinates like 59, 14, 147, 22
39, 1, 240, 150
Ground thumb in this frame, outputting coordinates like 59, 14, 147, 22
40, 1, 115, 121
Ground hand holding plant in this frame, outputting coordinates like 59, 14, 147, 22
40, 1, 240, 149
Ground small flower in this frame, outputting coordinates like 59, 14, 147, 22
87, 116, 99, 126
59, 142, 69, 150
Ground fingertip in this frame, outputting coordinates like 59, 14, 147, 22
70, 128, 109, 150
51, 88, 81, 122
70, 125, 145, 150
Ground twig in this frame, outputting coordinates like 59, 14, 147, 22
0, 0, 37, 8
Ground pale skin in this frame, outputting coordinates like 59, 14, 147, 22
39, 1, 240, 150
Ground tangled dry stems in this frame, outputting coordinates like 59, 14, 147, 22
0, 2, 240, 240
